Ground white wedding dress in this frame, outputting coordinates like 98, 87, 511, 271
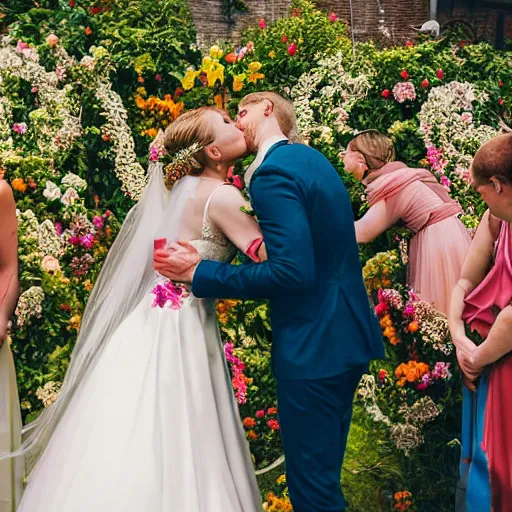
16, 178, 262, 512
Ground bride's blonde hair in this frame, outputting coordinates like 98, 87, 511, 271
239, 91, 302, 143
163, 106, 220, 184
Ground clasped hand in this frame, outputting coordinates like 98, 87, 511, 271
153, 241, 201, 283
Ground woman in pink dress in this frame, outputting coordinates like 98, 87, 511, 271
343, 129, 471, 315
449, 133, 512, 512
0, 178, 23, 511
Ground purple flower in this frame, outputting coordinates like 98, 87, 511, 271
80, 233, 95, 249
403, 303, 416, 317
12, 123, 27, 135
92, 215, 104, 229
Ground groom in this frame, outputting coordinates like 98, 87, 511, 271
154, 92, 384, 512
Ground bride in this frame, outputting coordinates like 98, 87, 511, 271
6, 107, 264, 511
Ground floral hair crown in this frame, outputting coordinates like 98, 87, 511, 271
149, 131, 205, 187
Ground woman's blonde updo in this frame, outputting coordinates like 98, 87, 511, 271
350, 129, 396, 172
163, 106, 220, 185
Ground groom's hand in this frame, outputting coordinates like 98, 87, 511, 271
153, 241, 201, 283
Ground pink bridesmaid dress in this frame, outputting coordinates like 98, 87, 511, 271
364, 161, 471, 315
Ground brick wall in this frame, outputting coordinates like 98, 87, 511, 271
188, 0, 511, 48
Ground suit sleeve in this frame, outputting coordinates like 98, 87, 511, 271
192, 167, 315, 300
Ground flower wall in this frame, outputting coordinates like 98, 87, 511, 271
2, 0, 512, 510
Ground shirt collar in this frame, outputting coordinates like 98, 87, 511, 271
244, 135, 288, 187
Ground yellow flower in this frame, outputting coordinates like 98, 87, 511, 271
202, 56, 213, 66
135, 95, 146, 109
233, 73, 246, 92
68, 315, 81, 332
206, 62, 225, 87
83, 280, 93, 292
182, 69, 198, 90
136, 87, 147, 97
277, 474, 286, 485
248, 61, 263, 73
248, 72, 265, 85
209, 45, 224, 59
268, 50, 276, 59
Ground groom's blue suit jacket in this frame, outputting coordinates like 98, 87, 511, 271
193, 141, 384, 380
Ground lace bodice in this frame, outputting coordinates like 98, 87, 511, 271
189, 184, 238, 263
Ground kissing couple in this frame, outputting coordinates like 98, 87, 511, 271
5, 91, 383, 512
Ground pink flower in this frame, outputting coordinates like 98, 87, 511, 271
12, 122, 27, 134
287, 43, 297, 56
256, 410, 265, 419
426, 145, 447, 174
80, 233, 95, 249
246, 41, 255, 53
54, 222, 63, 236
93, 215, 104, 229
55, 65, 67, 81
329, 12, 337, 22
392, 81, 416, 103
440, 176, 451, 189
46, 34, 59, 48
31, 86, 38, 93
103, 210, 112, 219
16, 41, 30, 53
155, 74, 162, 82
149, 143, 165, 162
224, 342, 248, 404
499, 98, 504, 106
281, 35, 288, 43
259, 19, 267, 29
68, 235, 80, 246
267, 419, 280, 431
436, 68, 444, 80
460, 112, 473, 124
405, 40, 414, 48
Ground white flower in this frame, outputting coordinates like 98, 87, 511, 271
43, 180, 62, 201
38, 220, 62, 257
61, 172, 87, 190
15, 286, 45, 328
61, 187, 80, 206
41, 255, 61, 273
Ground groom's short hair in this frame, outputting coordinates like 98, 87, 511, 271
239, 92, 301, 142
472, 133, 512, 186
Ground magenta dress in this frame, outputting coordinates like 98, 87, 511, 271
364, 161, 471, 315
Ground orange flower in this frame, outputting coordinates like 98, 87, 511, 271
243, 417, 256, 429
144, 128, 158, 138
85, 27, 92, 36
11, 178, 27, 193
247, 430, 258, 440
138, 75, 145, 84
408, 321, 419, 332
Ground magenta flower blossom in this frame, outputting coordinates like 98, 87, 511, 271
155, 74, 162, 82
328, 12, 337, 22
12, 123, 27, 134
151, 281, 189, 310
54, 222, 63, 236
440, 175, 451, 189
426, 145, 448, 174
68, 235, 80, 246
93, 215, 104, 229
149, 143, 165, 162
80, 233, 95, 249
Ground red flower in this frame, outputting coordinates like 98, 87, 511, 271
174, 87, 184, 98
328, 12, 337, 22
155, 74, 162, 82
68, 0, 75, 6
256, 410, 265, 419
292, 8, 300, 17
28, 178, 37, 189
405, 40, 414, 48
499, 98, 504, 106
243, 417, 257, 429
381, 89, 390, 98
459, 40, 468, 48
287, 43, 297, 56
281, 35, 288, 43
421, 78, 430, 89
85, 27, 92, 36
59, 304, 72, 313
259, 19, 267, 30
268, 419, 280, 431
89, 6, 101, 14
400, 69, 409, 80
225, 52, 237, 64
499, 80, 504, 87
436, 68, 444, 80
375, 302, 389, 317
267, 407, 277, 415
227, 167, 243, 190
378, 369, 388, 381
